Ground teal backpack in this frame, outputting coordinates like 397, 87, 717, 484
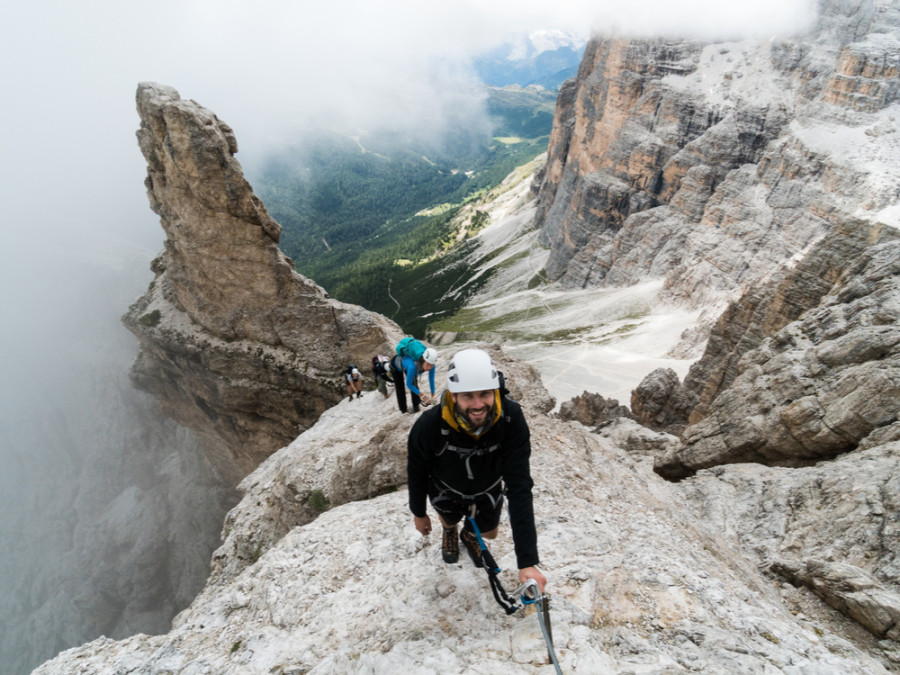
395, 337, 427, 361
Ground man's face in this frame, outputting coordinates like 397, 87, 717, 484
453, 389, 495, 426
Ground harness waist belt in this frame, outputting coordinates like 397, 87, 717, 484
435, 476, 503, 503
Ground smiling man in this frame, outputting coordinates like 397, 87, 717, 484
407, 348, 546, 593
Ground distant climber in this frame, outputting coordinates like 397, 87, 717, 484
390, 338, 438, 414
345, 365, 363, 402
406, 348, 546, 593
372, 354, 394, 400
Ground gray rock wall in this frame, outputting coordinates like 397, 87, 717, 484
656, 235, 900, 478
533, 0, 899, 321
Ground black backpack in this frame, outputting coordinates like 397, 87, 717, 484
497, 371, 510, 399
371, 355, 390, 376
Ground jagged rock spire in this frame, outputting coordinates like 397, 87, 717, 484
124, 83, 402, 485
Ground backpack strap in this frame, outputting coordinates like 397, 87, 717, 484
436, 440, 502, 480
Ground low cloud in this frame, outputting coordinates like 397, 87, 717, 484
2, 0, 818, 235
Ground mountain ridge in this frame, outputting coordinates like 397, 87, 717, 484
34, 1, 900, 671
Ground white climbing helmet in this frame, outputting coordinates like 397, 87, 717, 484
446, 349, 499, 393
422, 347, 439, 365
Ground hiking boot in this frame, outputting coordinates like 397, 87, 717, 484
459, 528, 482, 568
441, 525, 459, 564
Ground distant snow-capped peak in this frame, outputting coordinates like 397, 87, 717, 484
505, 29, 587, 60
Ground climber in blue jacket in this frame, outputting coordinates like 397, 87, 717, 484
390, 347, 438, 413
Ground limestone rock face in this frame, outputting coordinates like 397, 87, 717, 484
534, 1, 899, 321
532, 0, 899, 452
773, 559, 900, 642
656, 236, 900, 479
525, 1, 900, 651
124, 83, 402, 485
673, 432, 900, 647
629, 367, 694, 435
821, 33, 900, 111
534, 36, 798, 298
678, 217, 897, 428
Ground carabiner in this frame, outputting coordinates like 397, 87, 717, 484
511, 578, 540, 605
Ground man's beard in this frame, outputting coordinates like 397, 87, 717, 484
458, 402, 495, 430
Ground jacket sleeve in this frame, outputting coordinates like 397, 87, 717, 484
407, 410, 437, 518
404, 356, 422, 395
500, 402, 540, 569
428, 367, 436, 394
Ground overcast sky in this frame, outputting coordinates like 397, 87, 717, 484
0, 0, 818, 376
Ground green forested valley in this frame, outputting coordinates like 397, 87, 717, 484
252, 86, 556, 336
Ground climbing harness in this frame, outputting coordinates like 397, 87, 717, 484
466, 514, 562, 674
436, 438, 502, 480
431, 476, 503, 509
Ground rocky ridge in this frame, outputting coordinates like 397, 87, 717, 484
34, 352, 895, 674
657, 235, 900, 478
123, 83, 402, 485
208, 346, 555, 588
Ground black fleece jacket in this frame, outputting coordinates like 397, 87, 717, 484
407, 394, 539, 569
